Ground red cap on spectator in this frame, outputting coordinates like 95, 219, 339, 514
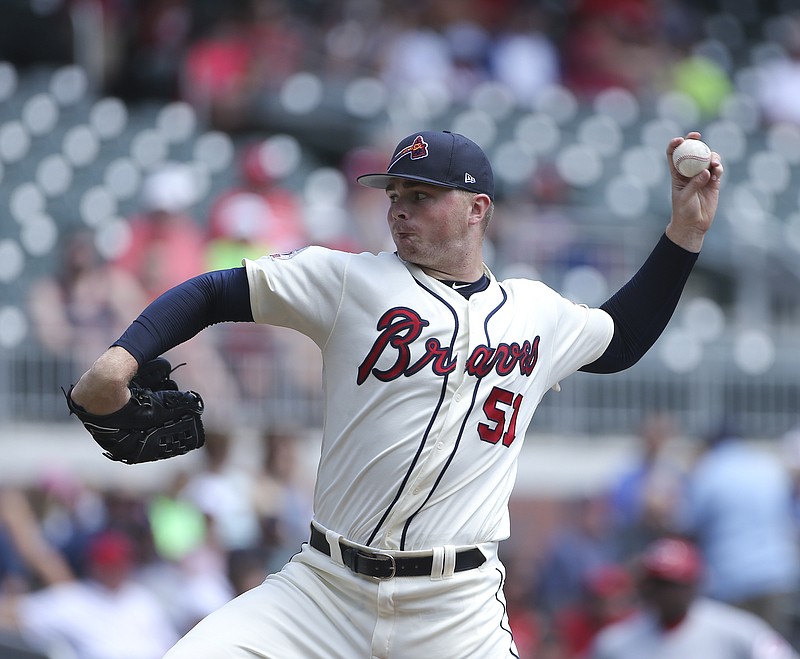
242, 141, 274, 186
586, 564, 634, 597
88, 531, 133, 568
640, 538, 703, 584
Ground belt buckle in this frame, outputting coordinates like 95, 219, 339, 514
357, 549, 396, 580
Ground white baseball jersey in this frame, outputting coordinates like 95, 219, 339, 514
589, 597, 800, 659
245, 246, 614, 552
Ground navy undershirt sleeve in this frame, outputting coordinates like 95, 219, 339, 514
580, 233, 699, 374
114, 267, 253, 366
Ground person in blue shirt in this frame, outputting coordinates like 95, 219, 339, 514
678, 422, 800, 639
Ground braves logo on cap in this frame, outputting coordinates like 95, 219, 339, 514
389, 135, 429, 170
408, 136, 428, 159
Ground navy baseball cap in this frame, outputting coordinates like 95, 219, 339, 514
357, 131, 494, 200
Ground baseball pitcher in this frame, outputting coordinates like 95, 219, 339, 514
67, 130, 723, 658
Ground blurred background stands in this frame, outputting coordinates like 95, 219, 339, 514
0, 0, 799, 438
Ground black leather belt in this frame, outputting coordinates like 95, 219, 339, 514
309, 525, 486, 579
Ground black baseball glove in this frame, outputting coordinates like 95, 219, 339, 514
65, 357, 205, 464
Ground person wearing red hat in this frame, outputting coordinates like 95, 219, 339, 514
7, 530, 180, 659
205, 139, 308, 270
588, 537, 799, 659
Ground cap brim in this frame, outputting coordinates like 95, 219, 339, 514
356, 173, 460, 191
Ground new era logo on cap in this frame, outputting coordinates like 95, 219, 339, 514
357, 131, 495, 199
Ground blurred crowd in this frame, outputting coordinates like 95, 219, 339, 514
505, 413, 800, 657
0, 426, 314, 659
14, 0, 798, 133
60, 0, 703, 115
4, 411, 800, 657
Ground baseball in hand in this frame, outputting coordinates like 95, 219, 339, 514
672, 139, 712, 178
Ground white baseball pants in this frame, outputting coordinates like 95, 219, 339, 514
163, 534, 520, 658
